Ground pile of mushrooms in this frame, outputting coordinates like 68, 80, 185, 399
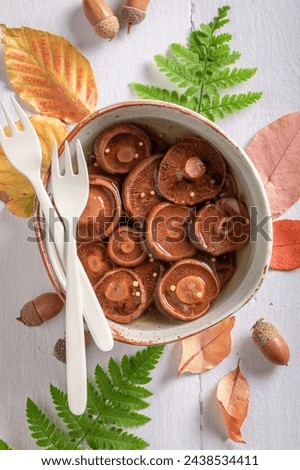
77, 123, 250, 323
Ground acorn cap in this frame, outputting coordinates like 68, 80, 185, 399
145, 202, 196, 262
107, 226, 147, 267
94, 16, 119, 40
95, 268, 146, 323
122, 153, 164, 220
157, 138, 226, 206
77, 241, 115, 286
155, 259, 220, 322
53, 331, 92, 364
192, 198, 250, 256
135, 259, 164, 310
94, 124, 152, 174
78, 176, 122, 242
252, 319, 279, 348
121, 6, 146, 33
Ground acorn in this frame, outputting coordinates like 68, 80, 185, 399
82, 0, 120, 41
121, 0, 150, 34
251, 318, 290, 366
53, 331, 92, 364
17, 293, 64, 327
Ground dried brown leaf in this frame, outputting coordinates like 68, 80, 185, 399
246, 112, 300, 219
216, 360, 249, 444
270, 219, 300, 270
178, 316, 235, 375
1, 25, 98, 123
0, 115, 69, 217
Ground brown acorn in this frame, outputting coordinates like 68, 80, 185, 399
17, 293, 63, 327
251, 318, 290, 365
121, 0, 150, 33
82, 0, 120, 41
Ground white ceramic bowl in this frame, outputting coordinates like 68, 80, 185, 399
36, 101, 273, 345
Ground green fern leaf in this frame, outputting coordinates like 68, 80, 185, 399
108, 357, 123, 387
201, 91, 263, 121
206, 67, 257, 89
120, 382, 153, 399
131, 5, 261, 121
169, 43, 201, 67
154, 55, 200, 89
50, 385, 92, 439
0, 439, 12, 450
26, 399, 76, 450
101, 405, 150, 427
94, 365, 114, 400
211, 32, 232, 47
124, 346, 164, 384
86, 425, 148, 450
131, 83, 181, 104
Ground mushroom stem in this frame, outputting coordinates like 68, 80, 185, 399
183, 157, 206, 181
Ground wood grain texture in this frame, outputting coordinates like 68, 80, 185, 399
0, 0, 300, 450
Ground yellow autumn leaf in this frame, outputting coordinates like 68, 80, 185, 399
1, 25, 98, 123
0, 115, 69, 217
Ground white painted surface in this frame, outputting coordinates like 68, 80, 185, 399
0, 0, 299, 450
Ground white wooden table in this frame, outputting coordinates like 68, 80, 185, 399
0, 0, 299, 450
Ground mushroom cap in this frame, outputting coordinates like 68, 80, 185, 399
94, 123, 152, 174
107, 226, 147, 267
195, 251, 236, 288
135, 259, 164, 310
122, 153, 164, 220
157, 137, 226, 205
78, 176, 122, 242
145, 202, 196, 262
155, 259, 220, 322
192, 198, 250, 255
77, 241, 115, 286
95, 268, 146, 323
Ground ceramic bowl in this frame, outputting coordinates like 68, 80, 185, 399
35, 101, 273, 345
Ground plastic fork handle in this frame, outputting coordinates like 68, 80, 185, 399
34, 179, 114, 352
65, 232, 87, 415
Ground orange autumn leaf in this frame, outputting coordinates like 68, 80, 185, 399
246, 112, 300, 219
270, 220, 300, 270
0, 115, 69, 217
1, 25, 98, 123
178, 317, 235, 375
216, 360, 249, 444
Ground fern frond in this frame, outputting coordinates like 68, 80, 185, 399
205, 67, 257, 89
86, 425, 148, 450
169, 43, 201, 67
131, 83, 181, 104
108, 357, 123, 387
123, 346, 164, 384
0, 439, 12, 450
154, 55, 200, 90
131, 5, 261, 121
50, 385, 92, 439
200, 91, 263, 121
26, 399, 76, 450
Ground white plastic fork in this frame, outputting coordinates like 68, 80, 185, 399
0, 97, 114, 353
51, 141, 88, 415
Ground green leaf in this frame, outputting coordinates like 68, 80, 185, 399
205, 67, 257, 89
131, 83, 181, 104
86, 425, 148, 450
131, 4, 261, 121
50, 385, 92, 439
201, 91, 263, 121
26, 399, 76, 450
154, 55, 200, 89
0, 439, 12, 450
26, 346, 163, 451
169, 43, 201, 67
